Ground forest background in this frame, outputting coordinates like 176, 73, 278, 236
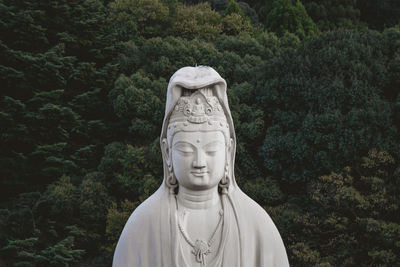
1, 0, 400, 266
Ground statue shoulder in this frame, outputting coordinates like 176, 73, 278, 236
113, 191, 165, 267
231, 190, 290, 266
122, 191, 163, 233
233, 189, 272, 223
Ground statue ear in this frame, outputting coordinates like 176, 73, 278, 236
162, 138, 171, 167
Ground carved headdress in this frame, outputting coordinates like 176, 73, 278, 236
166, 88, 230, 145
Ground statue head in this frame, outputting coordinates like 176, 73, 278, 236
160, 66, 237, 194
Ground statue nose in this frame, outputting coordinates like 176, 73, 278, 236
193, 150, 206, 168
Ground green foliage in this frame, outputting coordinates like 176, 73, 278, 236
110, 0, 170, 40
110, 0, 255, 41
301, 0, 400, 31
238, 2, 259, 24
222, 13, 253, 35
1, 0, 399, 266
45, 176, 76, 217
221, 0, 253, 35
1, 236, 85, 266
359, 0, 400, 30
79, 173, 110, 227
0, 0, 117, 200
302, 0, 363, 31
291, 149, 400, 265
264, 0, 319, 39
40, 236, 85, 266
257, 29, 400, 184
169, 3, 222, 40
98, 142, 162, 201
241, 177, 285, 205
224, 0, 244, 17
105, 200, 138, 252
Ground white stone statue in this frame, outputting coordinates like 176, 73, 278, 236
113, 66, 290, 267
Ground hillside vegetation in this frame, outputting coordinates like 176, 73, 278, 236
1, 0, 399, 265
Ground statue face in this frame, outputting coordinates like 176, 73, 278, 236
171, 131, 226, 191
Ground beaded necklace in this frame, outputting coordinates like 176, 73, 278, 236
176, 202, 224, 266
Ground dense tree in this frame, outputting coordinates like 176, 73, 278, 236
105, 200, 138, 253
110, 0, 170, 40
0, 0, 118, 200
1, 236, 85, 266
263, 0, 319, 39
221, 0, 253, 35
301, 0, 400, 31
1, 0, 399, 266
223, 0, 244, 16
257, 29, 400, 185
301, 0, 363, 31
358, 0, 400, 30
169, 3, 222, 40
291, 149, 400, 265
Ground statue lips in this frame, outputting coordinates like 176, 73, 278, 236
191, 171, 209, 177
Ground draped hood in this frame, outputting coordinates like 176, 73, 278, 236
160, 66, 238, 190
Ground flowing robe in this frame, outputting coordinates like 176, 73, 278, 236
113, 186, 289, 267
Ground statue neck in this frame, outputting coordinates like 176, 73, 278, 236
177, 186, 220, 210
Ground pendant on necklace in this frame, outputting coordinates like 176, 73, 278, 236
191, 239, 211, 266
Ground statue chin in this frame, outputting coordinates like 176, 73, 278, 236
112, 66, 290, 267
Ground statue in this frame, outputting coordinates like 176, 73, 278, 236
113, 66, 289, 267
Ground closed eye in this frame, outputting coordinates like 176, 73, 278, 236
177, 149, 194, 154
204, 141, 224, 154
206, 151, 217, 156
173, 142, 194, 153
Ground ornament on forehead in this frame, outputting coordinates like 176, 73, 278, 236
167, 87, 230, 144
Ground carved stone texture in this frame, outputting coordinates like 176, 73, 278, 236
113, 66, 290, 267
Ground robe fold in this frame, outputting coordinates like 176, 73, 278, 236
113, 186, 289, 267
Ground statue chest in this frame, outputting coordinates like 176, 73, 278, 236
177, 206, 223, 266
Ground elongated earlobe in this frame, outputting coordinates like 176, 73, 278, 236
219, 163, 230, 194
